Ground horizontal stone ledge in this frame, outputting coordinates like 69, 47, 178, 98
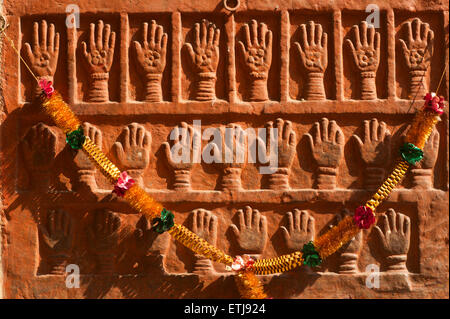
17, 188, 446, 207
19, 99, 440, 117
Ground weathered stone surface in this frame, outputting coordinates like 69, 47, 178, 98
0, 0, 448, 299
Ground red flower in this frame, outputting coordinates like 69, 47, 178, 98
424, 93, 445, 115
39, 79, 55, 98
231, 255, 255, 271
113, 171, 135, 197
353, 206, 375, 229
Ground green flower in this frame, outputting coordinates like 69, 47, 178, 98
301, 241, 322, 268
400, 143, 423, 165
153, 208, 175, 234
66, 126, 85, 149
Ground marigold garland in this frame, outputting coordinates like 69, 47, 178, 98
234, 270, 268, 299
35, 83, 447, 297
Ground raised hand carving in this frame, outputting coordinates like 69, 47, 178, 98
374, 209, 410, 272
134, 21, 168, 102
295, 21, 328, 100
411, 128, 439, 189
185, 19, 220, 101
346, 21, 380, 100
88, 209, 121, 275
163, 122, 200, 190
39, 209, 73, 275
280, 209, 314, 252
81, 20, 116, 102
230, 206, 267, 256
23, 20, 60, 98
399, 18, 434, 98
262, 118, 296, 190
191, 209, 218, 274
238, 19, 272, 101
21, 122, 57, 191
135, 214, 170, 273
332, 209, 363, 274
73, 122, 102, 192
208, 124, 247, 191
353, 119, 391, 189
304, 118, 344, 189
113, 123, 151, 187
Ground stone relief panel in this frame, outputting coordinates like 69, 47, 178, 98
0, 0, 448, 299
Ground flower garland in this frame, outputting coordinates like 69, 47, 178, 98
36, 81, 444, 298
1, 18, 446, 297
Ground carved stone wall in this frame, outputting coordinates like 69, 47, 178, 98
0, 0, 448, 298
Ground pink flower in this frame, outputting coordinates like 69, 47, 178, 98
424, 92, 445, 115
353, 206, 375, 229
39, 79, 55, 98
113, 171, 135, 197
231, 255, 255, 271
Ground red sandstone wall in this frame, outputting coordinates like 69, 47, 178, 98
0, 0, 448, 298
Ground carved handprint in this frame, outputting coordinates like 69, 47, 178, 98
295, 21, 328, 100
208, 124, 247, 191
399, 18, 434, 98
346, 21, 380, 100
163, 122, 201, 190
374, 209, 410, 272
134, 21, 168, 102
230, 206, 268, 255
21, 123, 57, 190
113, 123, 151, 186
39, 209, 73, 274
280, 209, 314, 252
262, 119, 296, 189
88, 209, 121, 274
332, 209, 363, 273
238, 19, 273, 101
24, 20, 60, 97
81, 20, 116, 102
135, 214, 170, 273
191, 209, 218, 274
407, 127, 439, 189
304, 118, 344, 189
185, 19, 220, 101
353, 119, 391, 189
73, 122, 102, 191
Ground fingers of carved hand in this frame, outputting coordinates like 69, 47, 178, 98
420, 128, 439, 168
135, 21, 167, 73
92, 210, 121, 244
240, 20, 272, 73
306, 118, 344, 167
271, 118, 296, 168
187, 20, 220, 72
347, 22, 380, 71
23, 123, 57, 170
40, 209, 73, 251
354, 119, 391, 165
24, 20, 60, 76
192, 209, 218, 244
83, 20, 115, 71
375, 209, 411, 255
165, 123, 198, 169
296, 22, 328, 72
83, 122, 102, 146
231, 206, 267, 253
115, 123, 151, 169
281, 209, 315, 250
401, 18, 434, 70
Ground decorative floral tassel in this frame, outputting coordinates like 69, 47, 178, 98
168, 223, 233, 264
235, 270, 267, 299
123, 184, 164, 221
41, 91, 80, 134
314, 215, 360, 260
405, 108, 440, 149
